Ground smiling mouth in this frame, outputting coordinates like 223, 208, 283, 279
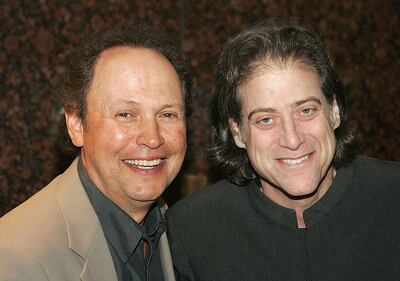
280, 155, 310, 165
123, 159, 162, 169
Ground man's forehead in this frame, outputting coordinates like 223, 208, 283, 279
110, 98, 183, 108
90, 46, 179, 87
246, 56, 315, 78
237, 64, 328, 116
95, 46, 164, 71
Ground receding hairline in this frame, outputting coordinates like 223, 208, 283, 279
83, 45, 187, 117
244, 55, 319, 85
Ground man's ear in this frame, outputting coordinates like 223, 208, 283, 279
229, 119, 246, 149
65, 111, 84, 147
331, 98, 341, 130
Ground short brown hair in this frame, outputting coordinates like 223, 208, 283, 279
58, 21, 192, 157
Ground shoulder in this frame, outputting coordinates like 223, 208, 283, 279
0, 163, 78, 255
351, 155, 400, 185
0, 187, 68, 250
166, 180, 249, 251
353, 155, 400, 170
166, 179, 248, 228
0, 246, 50, 280
342, 155, 400, 208
0, 180, 70, 279
0, 159, 100, 279
167, 180, 244, 215
0, 183, 61, 243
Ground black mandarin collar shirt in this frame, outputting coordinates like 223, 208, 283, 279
77, 158, 166, 281
247, 163, 352, 230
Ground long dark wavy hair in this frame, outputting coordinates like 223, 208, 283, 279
211, 19, 356, 185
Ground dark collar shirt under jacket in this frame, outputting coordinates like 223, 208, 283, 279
78, 158, 166, 281
166, 156, 400, 281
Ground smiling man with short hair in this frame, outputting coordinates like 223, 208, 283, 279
0, 22, 191, 281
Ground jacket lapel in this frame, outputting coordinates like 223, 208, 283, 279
159, 232, 176, 281
80, 228, 117, 281
56, 159, 175, 281
158, 200, 176, 281
56, 158, 118, 281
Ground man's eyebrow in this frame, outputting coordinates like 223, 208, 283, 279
248, 107, 277, 120
159, 103, 184, 110
247, 97, 322, 120
292, 97, 322, 108
113, 100, 183, 112
111, 99, 139, 106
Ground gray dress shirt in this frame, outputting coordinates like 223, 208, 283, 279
78, 159, 166, 281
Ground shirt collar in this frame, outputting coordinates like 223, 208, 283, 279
247, 162, 354, 230
77, 157, 166, 263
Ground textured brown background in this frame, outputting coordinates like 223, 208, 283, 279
1, 0, 399, 216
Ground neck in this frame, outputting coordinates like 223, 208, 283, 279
98, 187, 154, 223
78, 155, 154, 224
115, 198, 154, 224
261, 167, 336, 228
295, 208, 307, 228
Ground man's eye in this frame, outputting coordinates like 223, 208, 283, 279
301, 107, 318, 116
297, 106, 319, 121
257, 117, 272, 124
162, 112, 178, 118
117, 112, 131, 118
253, 116, 276, 128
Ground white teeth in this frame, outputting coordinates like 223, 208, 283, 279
282, 155, 309, 165
124, 159, 162, 169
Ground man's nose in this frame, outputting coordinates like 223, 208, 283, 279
278, 118, 304, 150
136, 119, 165, 149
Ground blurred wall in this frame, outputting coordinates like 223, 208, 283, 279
1, 0, 399, 216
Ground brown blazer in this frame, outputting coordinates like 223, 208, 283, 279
0, 158, 176, 281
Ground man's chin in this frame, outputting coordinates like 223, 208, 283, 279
273, 181, 320, 201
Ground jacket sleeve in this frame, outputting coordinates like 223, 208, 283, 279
0, 246, 50, 281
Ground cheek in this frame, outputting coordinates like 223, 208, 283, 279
325, 130, 337, 153
247, 128, 274, 150
160, 122, 187, 150
315, 123, 337, 160
115, 129, 128, 141
170, 127, 187, 150
302, 117, 333, 140
100, 126, 131, 152
245, 136, 272, 167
